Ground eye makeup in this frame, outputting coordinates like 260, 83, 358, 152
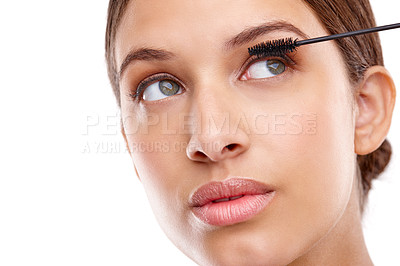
128, 53, 295, 102
239, 52, 295, 81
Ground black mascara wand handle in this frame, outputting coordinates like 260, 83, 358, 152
297, 22, 400, 46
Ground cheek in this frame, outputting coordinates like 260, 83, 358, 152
124, 113, 184, 192
122, 109, 195, 238
272, 104, 355, 208
240, 68, 357, 254
279, 47, 356, 205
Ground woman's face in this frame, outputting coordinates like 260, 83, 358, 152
116, 0, 358, 264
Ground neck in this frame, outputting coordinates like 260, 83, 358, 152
289, 174, 373, 266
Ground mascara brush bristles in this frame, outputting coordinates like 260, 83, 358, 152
248, 23, 400, 58
248, 38, 298, 58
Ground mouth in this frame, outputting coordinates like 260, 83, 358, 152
189, 177, 276, 226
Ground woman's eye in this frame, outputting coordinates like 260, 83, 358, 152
241, 59, 286, 80
142, 79, 182, 101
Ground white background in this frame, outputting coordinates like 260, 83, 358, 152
0, 1, 398, 265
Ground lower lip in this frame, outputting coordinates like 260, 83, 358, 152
192, 192, 275, 226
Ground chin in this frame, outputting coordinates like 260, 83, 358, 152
186, 236, 300, 266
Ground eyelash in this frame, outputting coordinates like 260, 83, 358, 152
242, 52, 295, 74
128, 52, 295, 102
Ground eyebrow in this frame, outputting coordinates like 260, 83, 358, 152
118, 21, 309, 80
118, 48, 174, 80
224, 20, 310, 49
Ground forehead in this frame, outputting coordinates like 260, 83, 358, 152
115, 0, 326, 67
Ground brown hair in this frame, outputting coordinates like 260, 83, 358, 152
105, 0, 392, 212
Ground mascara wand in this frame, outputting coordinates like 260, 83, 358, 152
248, 22, 400, 57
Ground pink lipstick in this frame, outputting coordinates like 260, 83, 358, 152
190, 177, 275, 226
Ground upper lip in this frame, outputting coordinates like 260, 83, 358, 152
189, 177, 275, 207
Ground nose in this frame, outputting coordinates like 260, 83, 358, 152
186, 89, 250, 163
186, 133, 250, 163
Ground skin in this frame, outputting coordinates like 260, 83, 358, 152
115, 0, 396, 265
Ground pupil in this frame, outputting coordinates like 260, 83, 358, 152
267, 60, 285, 75
159, 80, 179, 96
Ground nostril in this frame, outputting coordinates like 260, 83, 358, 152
186, 137, 249, 162
194, 151, 208, 159
225, 144, 237, 151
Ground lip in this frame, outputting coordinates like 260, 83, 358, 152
190, 177, 275, 226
